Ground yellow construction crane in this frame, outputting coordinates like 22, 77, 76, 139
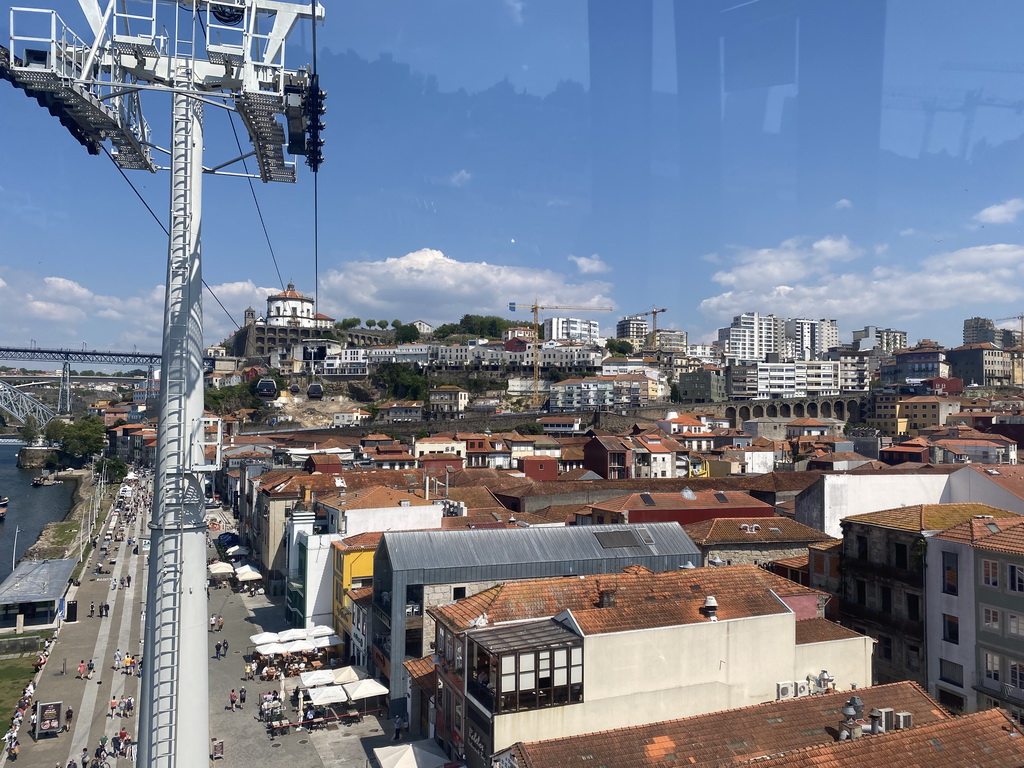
508, 300, 614, 407
633, 307, 668, 349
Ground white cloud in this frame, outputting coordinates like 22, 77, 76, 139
834, 198, 853, 210
699, 237, 1024, 328
24, 300, 87, 323
503, 0, 525, 24
900, 228, 917, 236
974, 199, 1024, 224
449, 169, 472, 188
319, 249, 614, 326
568, 253, 611, 275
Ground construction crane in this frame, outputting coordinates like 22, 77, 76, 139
508, 301, 613, 407
633, 307, 668, 349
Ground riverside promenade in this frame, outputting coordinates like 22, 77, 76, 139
8, 486, 395, 767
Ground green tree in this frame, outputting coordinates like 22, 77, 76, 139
394, 325, 421, 343
372, 362, 427, 401
19, 415, 40, 445
61, 416, 106, 457
391, 319, 403, 328
514, 422, 544, 435
337, 318, 360, 330
95, 456, 129, 483
44, 419, 67, 445
364, 318, 376, 328
605, 339, 634, 356
377, 320, 389, 330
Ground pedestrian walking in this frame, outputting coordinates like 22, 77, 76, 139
215, 641, 222, 659
113, 649, 122, 670
209, 614, 216, 632
393, 714, 402, 741
229, 689, 238, 712
239, 687, 246, 708
126, 574, 131, 588
63, 706, 73, 732
86, 659, 94, 679
110, 579, 116, 591
80, 747, 89, 768
104, 602, 110, 617
119, 577, 125, 590
217, 615, 224, 632
89, 602, 95, 618
126, 697, 134, 718
118, 698, 126, 718
222, 639, 229, 655
77, 660, 85, 679
109, 697, 117, 718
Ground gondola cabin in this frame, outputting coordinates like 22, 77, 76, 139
255, 378, 278, 399
306, 383, 324, 400
289, 384, 300, 394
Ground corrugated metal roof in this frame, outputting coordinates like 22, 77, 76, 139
381, 522, 699, 572
0, 559, 77, 604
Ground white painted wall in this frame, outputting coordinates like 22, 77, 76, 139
344, 504, 446, 538
299, 532, 346, 629
490, 611, 872, 751
925, 536, 977, 711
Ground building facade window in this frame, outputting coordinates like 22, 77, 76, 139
906, 593, 921, 622
877, 635, 892, 660
1010, 564, 1024, 593
942, 551, 959, 595
856, 579, 867, 606
939, 658, 964, 686
880, 586, 892, 613
943, 614, 960, 644
985, 651, 1001, 681
894, 542, 908, 570
1010, 614, 1024, 638
983, 607, 1001, 631
1012, 660, 1024, 689
856, 535, 868, 560
983, 559, 999, 588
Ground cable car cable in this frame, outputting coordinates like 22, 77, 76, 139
309, 0, 321, 312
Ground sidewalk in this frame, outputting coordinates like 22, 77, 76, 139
12, 485, 147, 767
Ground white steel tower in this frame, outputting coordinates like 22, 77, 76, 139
3, 1, 324, 764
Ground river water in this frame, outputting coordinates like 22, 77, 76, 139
0, 442, 75, 580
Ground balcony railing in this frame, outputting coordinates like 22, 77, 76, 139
974, 674, 1024, 708
841, 556, 923, 587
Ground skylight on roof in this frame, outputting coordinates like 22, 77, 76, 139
986, 522, 1001, 533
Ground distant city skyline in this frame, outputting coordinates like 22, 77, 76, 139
3, 1, 1024, 354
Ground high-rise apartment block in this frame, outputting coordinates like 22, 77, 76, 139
852, 325, 908, 354
543, 317, 601, 344
962, 317, 1020, 349
616, 315, 649, 341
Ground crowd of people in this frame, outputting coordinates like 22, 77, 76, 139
2, 678, 39, 759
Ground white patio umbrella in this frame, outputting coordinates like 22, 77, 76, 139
284, 639, 316, 653
208, 561, 234, 575
234, 563, 260, 576
311, 635, 343, 649
236, 570, 262, 582
307, 684, 349, 706
306, 624, 333, 638
373, 740, 450, 768
249, 632, 280, 645
342, 678, 389, 701
255, 642, 288, 656
331, 665, 368, 685
299, 669, 336, 688
278, 628, 308, 643
225, 545, 250, 556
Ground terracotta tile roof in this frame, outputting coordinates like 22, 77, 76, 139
934, 515, 1024, 544
794, 618, 862, 644
682, 517, 835, 545
508, 681, 948, 768
973, 522, 1024, 556
338, 531, 384, 549
403, 656, 436, 693
808, 539, 842, 553
773, 554, 809, 570
751, 708, 1024, 768
431, 565, 823, 635
347, 585, 373, 602
444, 486, 504, 510
787, 417, 828, 427
590, 491, 775, 516
845, 503, 1020, 532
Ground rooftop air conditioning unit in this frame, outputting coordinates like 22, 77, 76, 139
894, 711, 913, 729
794, 680, 810, 697
877, 707, 895, 732
776, 681, 794, 700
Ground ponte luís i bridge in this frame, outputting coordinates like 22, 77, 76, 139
0, 345, 164, 425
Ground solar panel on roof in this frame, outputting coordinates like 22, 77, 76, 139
715, 492, 729, 503
594, 529, 642, 549
640, 493, 655, 506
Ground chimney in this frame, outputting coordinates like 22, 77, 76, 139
868, 708, 883, 735
837, 703, 862, 741
597, 582, 617, 608
702, 595, 718, 621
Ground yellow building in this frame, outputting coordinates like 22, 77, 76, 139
332, 532, 381, 666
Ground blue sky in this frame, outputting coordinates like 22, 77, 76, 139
3, 0, 1024, 355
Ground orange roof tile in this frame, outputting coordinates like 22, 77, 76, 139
794, 618, 862, 644
845, 503, 1020, 532
682, 517, 835, 545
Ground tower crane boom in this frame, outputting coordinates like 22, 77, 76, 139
632, 307, 668, 349
508, 301, 613, 407
996, 314, 1024, 343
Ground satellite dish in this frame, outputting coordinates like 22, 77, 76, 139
681, 486, 697, 500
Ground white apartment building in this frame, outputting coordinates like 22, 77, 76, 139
543, 317, 601, 344
852, 325, 908, 354
717, 312, 785, 364
616, 315, 649, 340
784, 318, 839, 361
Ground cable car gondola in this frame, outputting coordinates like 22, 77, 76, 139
289, 384, 300, 394
306, 383, 324, 400
255, 378, 278, 399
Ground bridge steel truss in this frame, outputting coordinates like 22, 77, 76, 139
0, 346, 162, 367
0, 380, 57, 426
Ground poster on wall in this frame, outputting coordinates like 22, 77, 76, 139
36, 701, 61, 736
